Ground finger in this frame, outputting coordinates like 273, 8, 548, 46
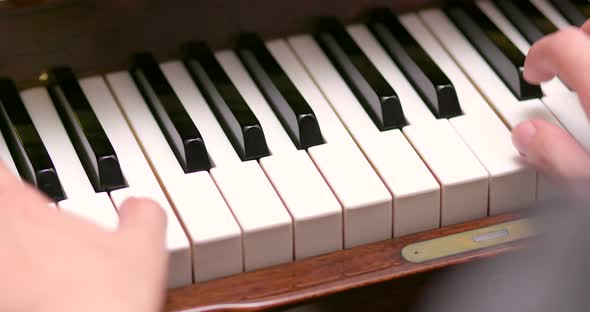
0, 161, 53, 217
117, 197, 167, 247
0, 160, 23, 190
524, 27, 590, 115
512, 120, 590, 184
581, 19, 590, 34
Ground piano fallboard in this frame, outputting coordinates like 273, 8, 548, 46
0, 0, 445, 85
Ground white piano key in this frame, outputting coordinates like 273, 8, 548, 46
349, 23, 491, 223
267, 39, 399, 242
259, 150, 342, 258
105, 71, 242, 285
419, 9, 563, 200
530, 0, 573, 28
78, 76, 197, 286
110, 179, 242, 283
0, 129, 19, 178
159, 61, 242, 167
289, 34, 440, 237
308, 143, 399, 241
20, 88, 97, 198
418, 8, 561, 128
398, 14, 497, 117
476, 1, 569, 96
347, 24, 436, 125
477, 1, 532, 54
400, 14, 537, 214
265, 39, 356, 147
210, 161, 292, 270
215, 50, 342, 259
349, 132, 440, 236
542, 92, 590, 151
58, 193, 118, 231
450, 115, 537, 214
163, 57, 336, 260
79, 76, 171, 193
216, 51, 296, 155
403, 120, 489, 225
475, 2, 590, 151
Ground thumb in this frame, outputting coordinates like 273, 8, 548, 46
117, 197, 167, 247
512, 120, 590, 195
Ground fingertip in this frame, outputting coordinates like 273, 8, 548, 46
512, 120, 538, 155
523, 26, 587, 85
118, 197, 167, 242
513, 120, 590, 181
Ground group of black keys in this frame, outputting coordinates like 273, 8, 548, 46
0, 0, 586, 204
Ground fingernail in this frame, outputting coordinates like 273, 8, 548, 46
512, 121, 537, 155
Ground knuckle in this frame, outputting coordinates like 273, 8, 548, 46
541, 27, 581, 58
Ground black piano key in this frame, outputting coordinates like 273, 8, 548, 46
315, 17, 407, 131
495, 0, 559, 44
182, 42, 270, 161
368, 9, 462, 119
549, 0, 589, 26
44, 67, 127, 192
236, 33, 325, 149
130, 52, 212, 173
0, 78, 66, 201
445, 3, 543, 100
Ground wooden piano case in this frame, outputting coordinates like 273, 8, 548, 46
0, 1, 530, 311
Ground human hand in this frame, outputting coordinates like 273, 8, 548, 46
0, 163, 169, 312
512, 21, 590, 195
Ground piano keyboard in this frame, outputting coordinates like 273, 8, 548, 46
0, 0, 588, 288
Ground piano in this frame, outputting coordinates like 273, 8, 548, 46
1, 0, 588, 310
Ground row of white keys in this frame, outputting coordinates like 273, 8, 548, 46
19, 88, 118, 229
477, 0, 590, 151
211, 51, 343, 258
105, 72, 243, 285
347, 24, 489, 225
159, 61, 296, 266
78, 76, 194, 287
266, 39, 396, 244
399, 14, 536, 215
288, 34, 441, 236
418, 8, 563, 200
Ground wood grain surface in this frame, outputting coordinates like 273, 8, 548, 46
165, 213, 525, 312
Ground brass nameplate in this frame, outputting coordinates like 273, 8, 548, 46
402, 218, 538, 263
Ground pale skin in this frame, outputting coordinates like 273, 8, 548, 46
1, 21, 589, 312
0, 161, 168, 312
512, 20, 590, 197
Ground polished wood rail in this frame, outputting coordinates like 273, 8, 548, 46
165, 213, 525, 312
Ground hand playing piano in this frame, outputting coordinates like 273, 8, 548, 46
0, 163, 168, 312
513, 19, 590, 196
